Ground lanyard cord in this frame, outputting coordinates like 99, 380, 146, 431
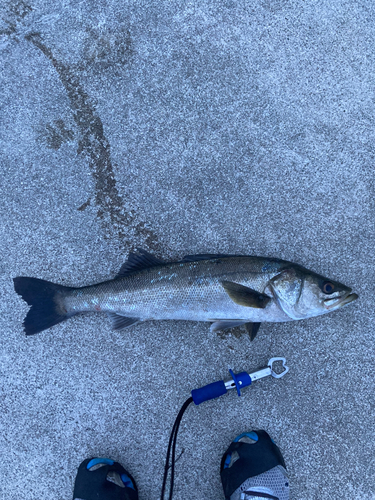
159, 359, 289, 499
160, 397, 193, 500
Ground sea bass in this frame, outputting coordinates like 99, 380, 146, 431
13, 250, 358, 339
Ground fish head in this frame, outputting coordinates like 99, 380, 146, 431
268, 266, 358, 320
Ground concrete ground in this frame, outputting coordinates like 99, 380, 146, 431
1, 0, 374, 498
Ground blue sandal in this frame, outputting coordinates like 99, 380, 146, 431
221, 430, 289, 500
73, 458, 138, 500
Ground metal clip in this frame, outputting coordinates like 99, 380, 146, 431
249, 357, 289, 382
268, 357, 289, 378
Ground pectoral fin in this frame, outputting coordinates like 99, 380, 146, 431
221, 281, 271, 308
244, 322, 261, 341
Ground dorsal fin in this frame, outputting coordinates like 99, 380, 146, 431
115, 249, 165, 278
181, 253, 235, 263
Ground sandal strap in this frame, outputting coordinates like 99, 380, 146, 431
220, 431, 285, 499
73, 459, 138, 500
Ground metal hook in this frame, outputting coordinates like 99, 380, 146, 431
268, 357, 289, 378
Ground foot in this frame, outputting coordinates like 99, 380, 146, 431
220, 430, 289, 500
73, 457, 138, 500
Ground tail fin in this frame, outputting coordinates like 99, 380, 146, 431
13, 277, 74, 335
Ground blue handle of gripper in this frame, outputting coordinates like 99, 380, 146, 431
191, 380, 227, 405
228, 369, 252, 396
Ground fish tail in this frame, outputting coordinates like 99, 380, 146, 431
13, 277, 74, 335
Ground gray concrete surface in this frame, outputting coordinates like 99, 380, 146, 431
0, 0, 374, 498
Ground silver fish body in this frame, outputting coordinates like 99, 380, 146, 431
14, 250, 358, 337
65, 256, 290, 322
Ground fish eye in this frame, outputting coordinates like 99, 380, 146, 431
322, 281, 335, 294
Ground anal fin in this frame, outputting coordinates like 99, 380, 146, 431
107, 313, 140, 331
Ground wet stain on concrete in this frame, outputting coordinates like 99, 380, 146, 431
8, 0, 32, 20
216, 326, 248, 340
0, 22, 17, 37
82, 24, 134, 70
1, 0, 32, 42
38, 119, 74, 150
25, 32, 160, 251
77, 198, 91, 212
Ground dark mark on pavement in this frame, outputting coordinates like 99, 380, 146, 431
0, 22, 16, 37
1, 0, 32, 42
82, 24, 134, 70
216, 327, 247, 340
9, 0, 32, 20
38, 119, 74, 150
25, 32, 160, 251
77, 198, 91, 212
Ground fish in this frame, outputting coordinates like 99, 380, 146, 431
13, 249, 358, 340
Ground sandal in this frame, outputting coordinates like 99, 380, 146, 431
220, 430, 289, 500
73, 457, 138, 500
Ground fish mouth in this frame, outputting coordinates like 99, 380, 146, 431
324, 291, 358, 310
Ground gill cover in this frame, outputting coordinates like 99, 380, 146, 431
269, 268, 303, 307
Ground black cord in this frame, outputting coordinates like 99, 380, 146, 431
160, 397, 193, 500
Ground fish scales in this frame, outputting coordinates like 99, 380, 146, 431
13, 250, 358, 336
64, 257, 284, 322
